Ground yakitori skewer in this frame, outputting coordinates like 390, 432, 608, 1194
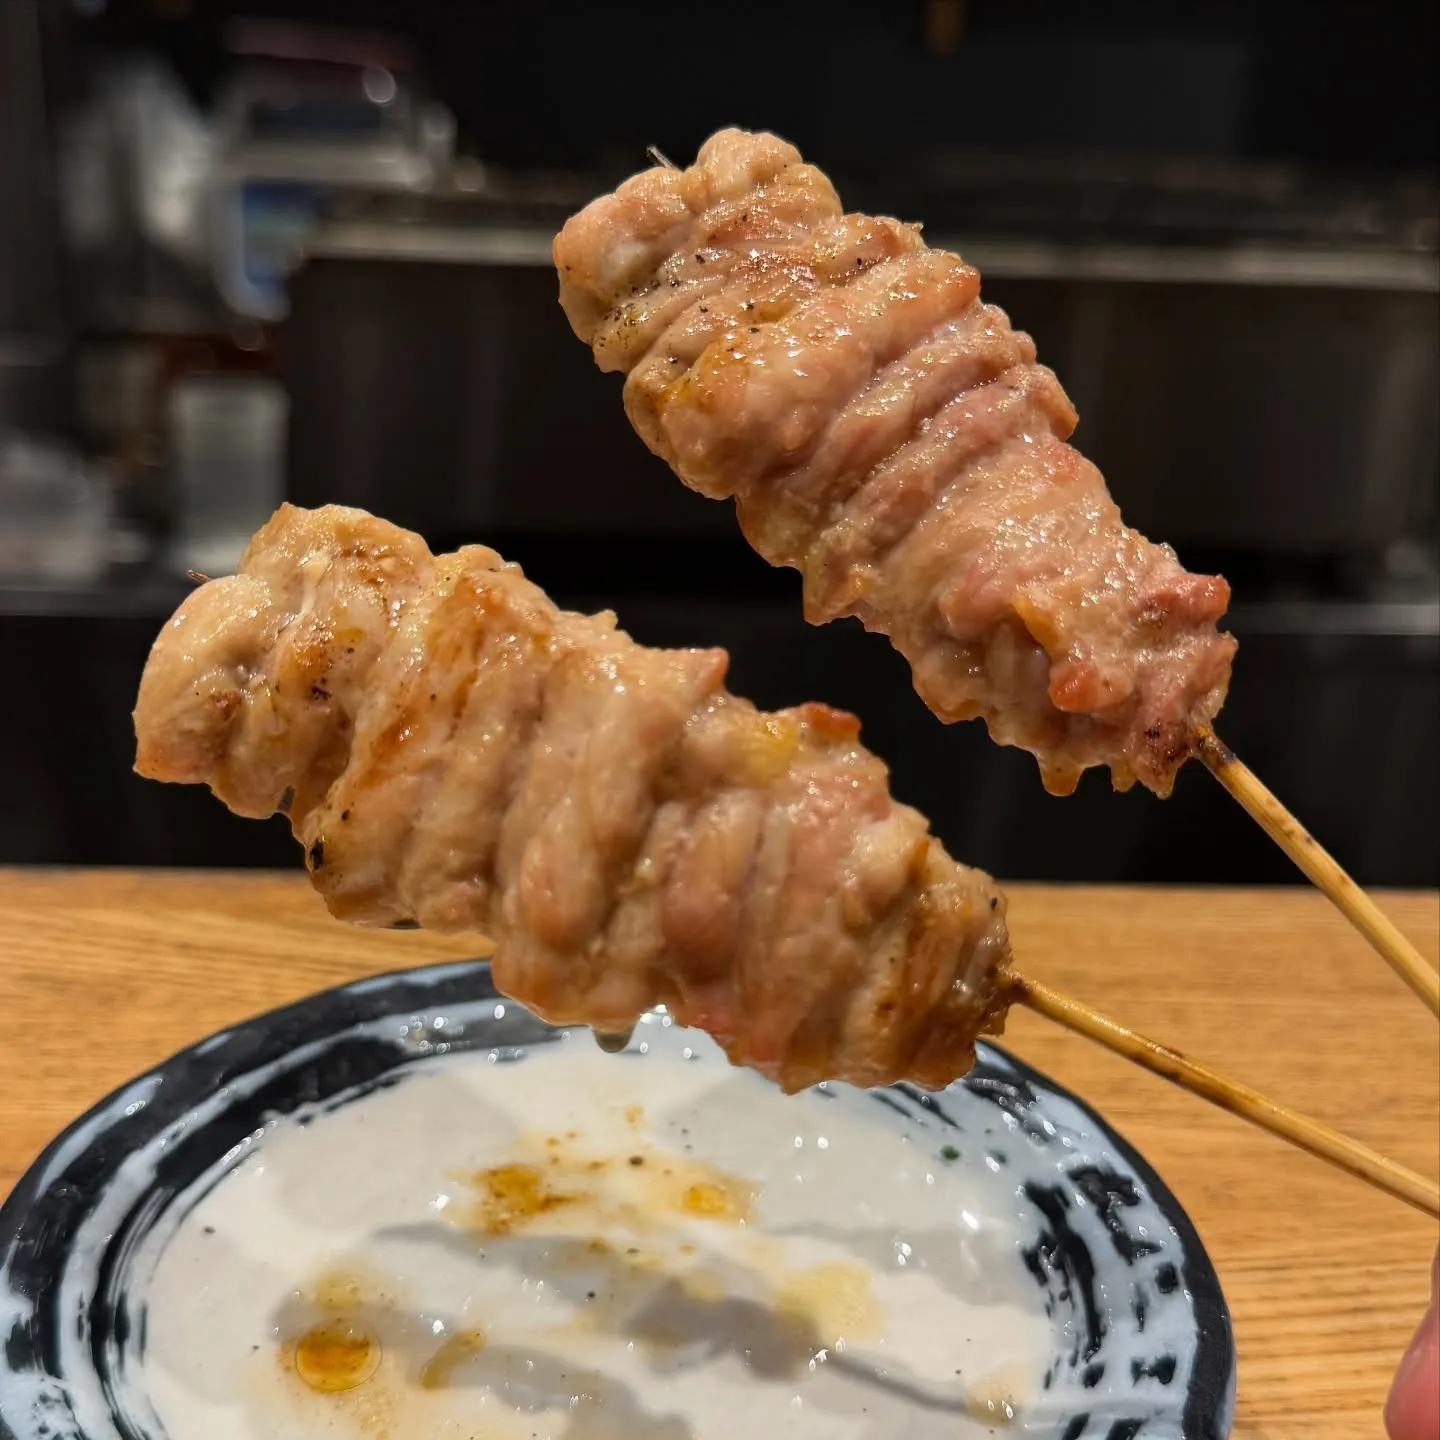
555, 133, 1438, 1013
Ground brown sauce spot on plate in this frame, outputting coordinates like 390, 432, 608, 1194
419, 1328, 486, 1390
469, 1162, 576, 1235
291, 1317, 382, 1393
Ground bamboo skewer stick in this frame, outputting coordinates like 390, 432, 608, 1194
1196, 728, 1440, 1018
1008, 972, 1440, 1218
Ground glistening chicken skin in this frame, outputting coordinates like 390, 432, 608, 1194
133, 504, 1012, 1093
555, 128, 1236, 797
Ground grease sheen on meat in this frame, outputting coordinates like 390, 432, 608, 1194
134, 505, 1012, 1093
554, 128, 1236, 796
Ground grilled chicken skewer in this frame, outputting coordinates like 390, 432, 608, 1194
133, 505, 1437, 1213
555, 130, 1440, 1016
135, 504, 1011, 1093
555, 128, 1236, 798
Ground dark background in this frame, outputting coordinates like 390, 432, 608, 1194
1, 0, 1436, 886
64, 0, 1440, 173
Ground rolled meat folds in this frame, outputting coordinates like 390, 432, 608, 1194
555, 128, 1237, 796
134, 504, 1012, 1093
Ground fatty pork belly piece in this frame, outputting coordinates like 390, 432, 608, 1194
134, 503, 1012, 1093
554, 128, 1237, 796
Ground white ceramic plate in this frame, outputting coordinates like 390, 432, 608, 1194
0, 961, 1235, 1440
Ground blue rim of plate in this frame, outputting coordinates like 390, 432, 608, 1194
0, 960, 1236, 1440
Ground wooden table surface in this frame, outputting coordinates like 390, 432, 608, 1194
0, 869, 1435, 1438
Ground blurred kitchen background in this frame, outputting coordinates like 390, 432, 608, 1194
1, 0, 1436, 885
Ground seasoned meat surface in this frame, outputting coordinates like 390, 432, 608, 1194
135, 504, 1012, 1093
555, 128, 1236, 796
